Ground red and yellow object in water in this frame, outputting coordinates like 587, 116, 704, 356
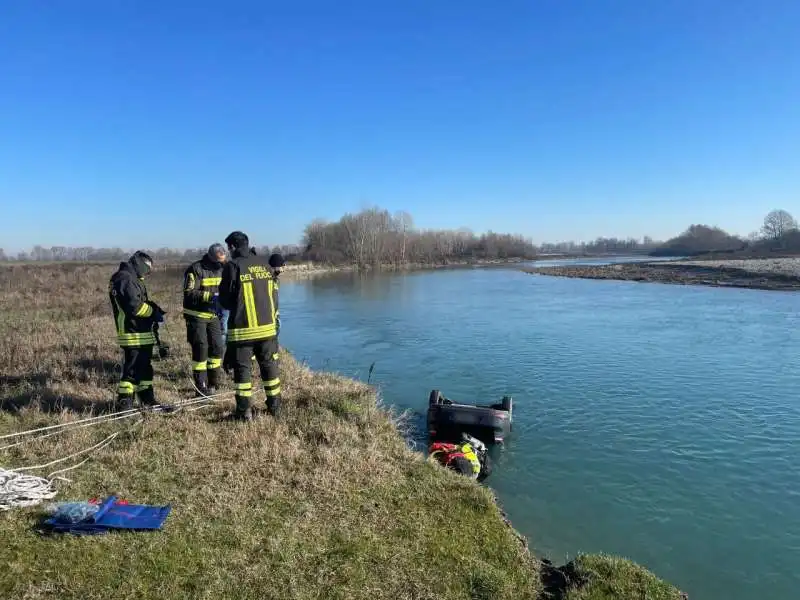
429, 440, 482, 479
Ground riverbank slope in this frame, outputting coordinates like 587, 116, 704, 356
279, 257, 530, 278
524, 258, 800, 291
0, 264, 685, 599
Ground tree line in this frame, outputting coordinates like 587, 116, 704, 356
301, 208, 539, 266
1, 206, 797, 265
0, 244, 303, 264
650, 209, 799, 257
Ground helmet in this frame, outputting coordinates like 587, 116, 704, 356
130, 251, 153, 278
268, 253, 286, 268
224, 231, 249, 251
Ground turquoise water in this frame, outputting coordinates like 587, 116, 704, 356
278, 262, 800, 600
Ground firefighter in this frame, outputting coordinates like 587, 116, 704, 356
219, 231, 283, 421
108, 251, 166, 409
183, 243, 227, 396
428, 434, 492, 482
268, 252, 284, 335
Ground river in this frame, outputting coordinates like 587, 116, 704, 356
277, 259, 800, 600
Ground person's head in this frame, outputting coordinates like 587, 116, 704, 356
268, 252, 286, 276
224, 231, 249, 254
129, 251, 154, 279
207, 243, 227, 266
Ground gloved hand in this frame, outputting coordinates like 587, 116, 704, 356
276, 317, 281, 335
150, 301, 166, 323
211, 293, 224, 319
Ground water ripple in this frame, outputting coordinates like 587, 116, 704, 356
280, 269, 800, 600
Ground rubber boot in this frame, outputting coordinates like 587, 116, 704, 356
138, 387, 176, 413
117, 394, 134, 411
265, 394, 281, 418
207, 367, 221, 396
137, 386, 159, 407
193, 371, 209, 396
233, 396, 253, 421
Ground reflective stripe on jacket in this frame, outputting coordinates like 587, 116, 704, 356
183, 255, 223, 320
109, 261, 156, 347
219, 246, 278, 343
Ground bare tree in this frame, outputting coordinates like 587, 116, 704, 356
761, 209, 798, 241
341, 211, 368, 265
393, 211, 414, 264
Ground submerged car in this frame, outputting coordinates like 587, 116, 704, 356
427, 389, 512, 445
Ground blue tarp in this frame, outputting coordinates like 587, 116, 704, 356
43, 496, 171, 535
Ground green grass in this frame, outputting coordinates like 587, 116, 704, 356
0, 263, 685, 600
566, 555, 686, 600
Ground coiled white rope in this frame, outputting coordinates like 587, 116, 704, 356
0, 470, 58, 510
0, 390, 234, 511
0, 431, 122, 511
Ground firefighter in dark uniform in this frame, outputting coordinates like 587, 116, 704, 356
183, 243, 227, 395
219, 231, 284, 421
108, 251, 166, 409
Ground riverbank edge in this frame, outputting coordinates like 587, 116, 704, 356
279, 257, 535, 279
523, 261, 800, 292
0, 356, 686, 600
0, 262, 686, 599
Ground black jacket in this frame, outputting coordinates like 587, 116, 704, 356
219, 245, 279, 343
109, 261, 158, 347
183, 255, 223, 320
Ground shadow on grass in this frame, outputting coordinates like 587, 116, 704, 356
0, 387, 115, 415
75, 358, 120, 376
538, 559, 588, 600
0, 373, 49, 388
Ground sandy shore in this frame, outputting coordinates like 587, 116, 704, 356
669, 258, 800, 277
524, 258, 800, 291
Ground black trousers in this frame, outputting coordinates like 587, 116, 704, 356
229, 337, 281, 413
186, 316, 224, 389
118, 345, 155, 403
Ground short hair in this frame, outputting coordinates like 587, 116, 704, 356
268, 253, 286, 268
224, 231, 249, 249
207, 243, 227, 259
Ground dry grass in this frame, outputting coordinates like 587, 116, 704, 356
0, 263, 683, 600
0, 263, 539, 600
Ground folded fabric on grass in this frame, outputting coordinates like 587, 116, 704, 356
41, 495, 171, 536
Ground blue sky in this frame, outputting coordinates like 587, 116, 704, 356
1, 1, 798, 252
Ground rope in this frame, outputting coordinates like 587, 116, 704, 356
0, 408, 141, 441
0, 319, 237, 511
0, 469, 58, 510
0, 389, 235, 449
0, 411, 141, 451
10, 431, 121, 472
0, 429, 125, 511
160, 319, 226, 401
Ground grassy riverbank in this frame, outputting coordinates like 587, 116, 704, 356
0, 264, 685, 599
525, 258, 800, 291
